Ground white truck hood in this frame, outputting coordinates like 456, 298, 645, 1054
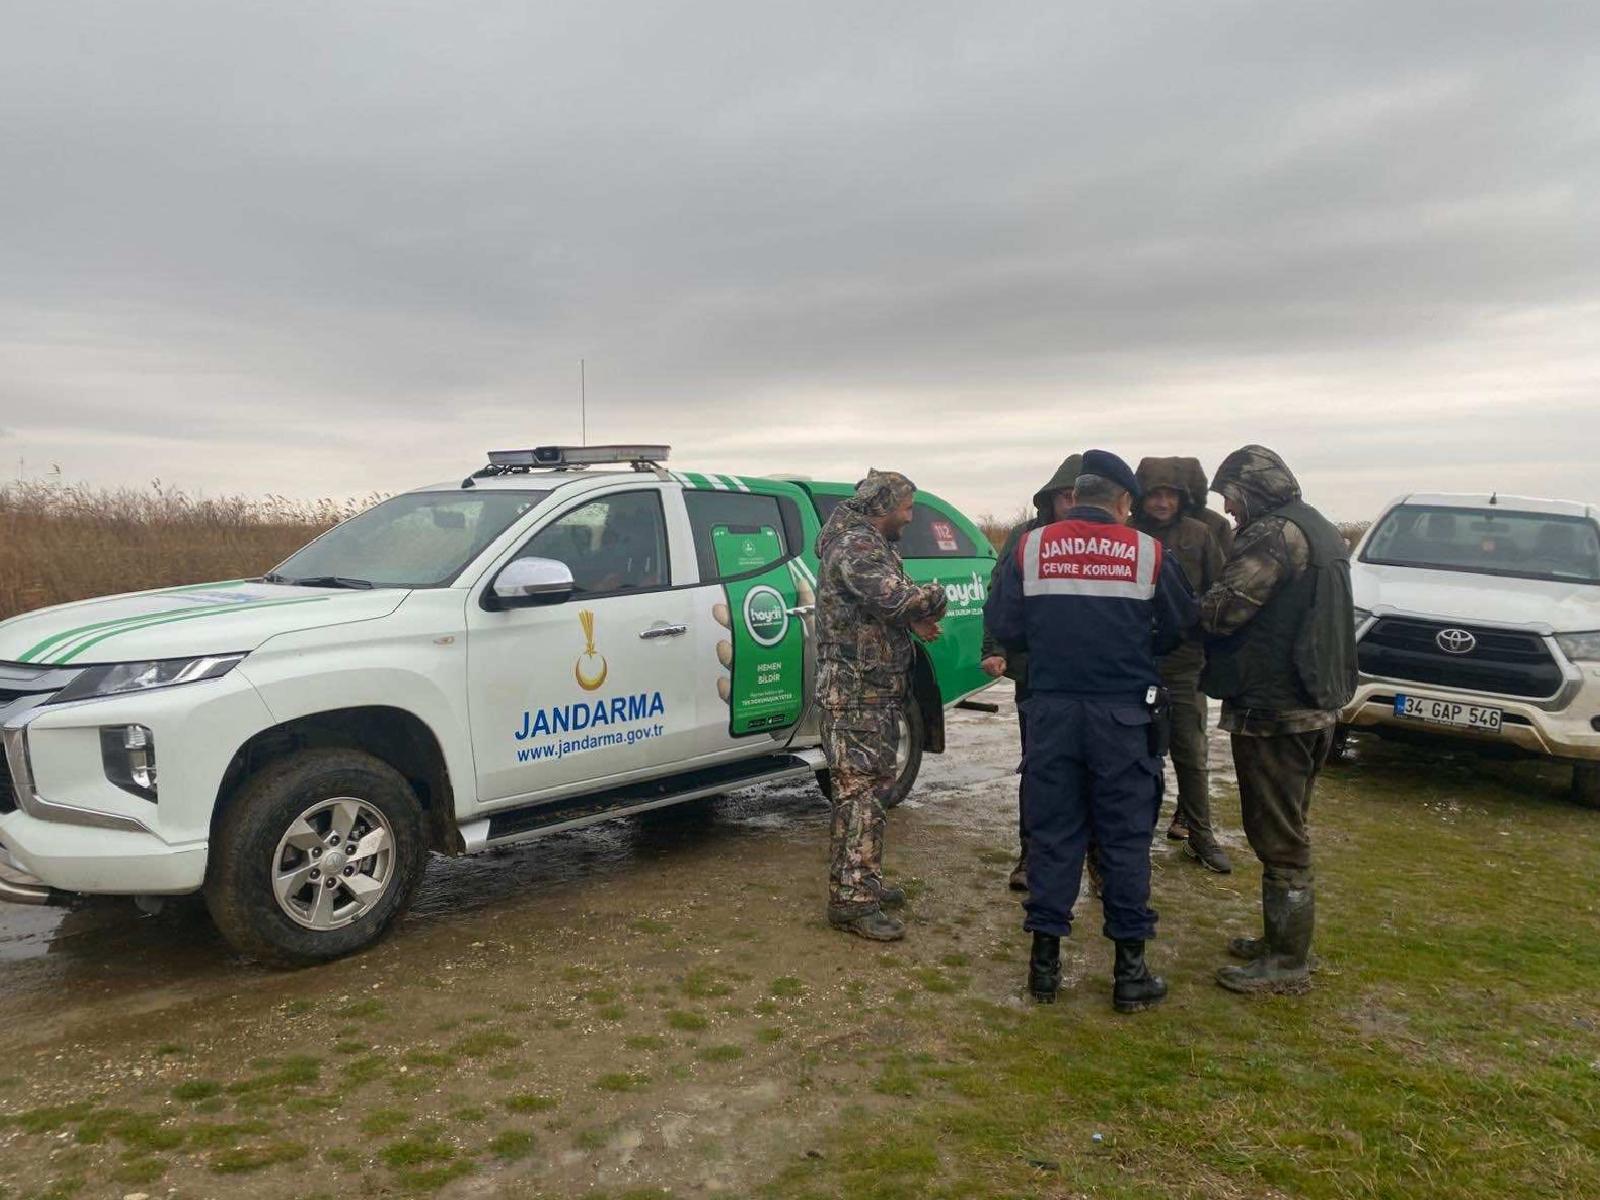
0, 580, 409, 667
1353, 562, 1600, 634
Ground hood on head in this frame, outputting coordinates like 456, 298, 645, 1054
1210, 445, 1301, 526
1178, 458, 1210, 514
1032, 453, 1084, 521
1134, 457, 1192, 504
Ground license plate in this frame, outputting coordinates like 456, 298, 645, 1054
1393, 694, 1503, 731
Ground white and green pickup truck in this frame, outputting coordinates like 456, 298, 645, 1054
0, 446, 996, 963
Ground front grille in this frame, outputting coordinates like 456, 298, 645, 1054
0, 759, 15, 815
1359, 618, 1563, 699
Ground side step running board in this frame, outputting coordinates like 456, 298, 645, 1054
458, 748, 826, 853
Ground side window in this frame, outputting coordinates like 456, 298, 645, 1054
516, 491, 670, 595
898, 503, 978, 559
685, 491, 790, 582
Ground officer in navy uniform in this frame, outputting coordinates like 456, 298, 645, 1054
984, 450, 1198, 1011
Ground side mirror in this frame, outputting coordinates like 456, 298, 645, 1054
485, 557, 575, 609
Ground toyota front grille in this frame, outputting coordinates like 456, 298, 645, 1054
1357, 618, 1564, 700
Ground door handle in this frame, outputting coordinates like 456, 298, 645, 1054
786, 605, 815, 616
638, 623, 689, 640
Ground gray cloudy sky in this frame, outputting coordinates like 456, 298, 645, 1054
2, 0, 1597, 522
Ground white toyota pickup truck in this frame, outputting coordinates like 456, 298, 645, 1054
1341, 492, 1600, 806
0, 445, 996, 963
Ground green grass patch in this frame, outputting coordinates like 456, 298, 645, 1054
681, 967, 733, 998
698, 1044, 745, 1063
770, 976, 806, 997
665, 1009, 708, 1031
392, 1160, 475, 1191
625, 1034, 667, 1051
5, 1100, 99, 1133
403, 1049, 455, 1068
504, 1092, 559, 1113
331, 997, 387, 1019
757, 1027, 785, 1044
229, 1055, 320, 1093
110, 1154, 167, 1186
359, 1107, 412, 1135
182, 1119, 274, 1150
488, 1129, 537, 1160
448, 1030, 522, 1058
597, 1003, 628, 1021
594, 1072, 650, 1093
210, 1140, 307, 1174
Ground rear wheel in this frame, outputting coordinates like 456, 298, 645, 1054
1572, 763, 1600, 810
204, 748, 428, 966
815, 702, 926, 810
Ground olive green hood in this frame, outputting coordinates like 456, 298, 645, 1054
1210, 445, 1302, 527
1178, 458, 1211, 516
1134, 457, 1193, 504
1031, 454, 1083, 523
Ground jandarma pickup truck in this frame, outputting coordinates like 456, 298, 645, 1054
1340, 492, 1600, 807
0, 445, 996, 963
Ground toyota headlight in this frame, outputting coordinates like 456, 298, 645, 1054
50, 654, 247, 704
1555, 631, 1600, 663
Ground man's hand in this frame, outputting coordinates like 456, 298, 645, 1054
910, 617, 943, 643
980, 655, 1007, 678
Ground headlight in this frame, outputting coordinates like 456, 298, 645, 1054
1555, 631, 1600, 663
50, 654, 246, 704
1353, 606, 1373, 629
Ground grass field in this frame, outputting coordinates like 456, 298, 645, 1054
766, 741, 1600, 1200
0, 482, 357, 623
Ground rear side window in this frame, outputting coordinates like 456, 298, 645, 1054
900, 504, 978, 559
685, 491, 792, 581
808, 494, 978, 559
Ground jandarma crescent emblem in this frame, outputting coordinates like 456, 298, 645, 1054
575, 609, 608, 690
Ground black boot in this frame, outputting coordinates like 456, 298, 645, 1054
1008, 850, 1029, 893
1217, 879, 1314, 995
1112, 940, 1168, 1013
1027, 932, 1061, 1003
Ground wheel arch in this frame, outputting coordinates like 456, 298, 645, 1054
214, 706, 460, 854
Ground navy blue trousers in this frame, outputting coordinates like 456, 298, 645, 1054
1021, 695, 1163, 941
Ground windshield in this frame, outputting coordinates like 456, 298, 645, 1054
1361, 504, 1600, 584
270, 491, 549, 588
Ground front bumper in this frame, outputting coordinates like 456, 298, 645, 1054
0, 844, 72, 905
1342, 677, 1600, 762
0, 808, 209, 895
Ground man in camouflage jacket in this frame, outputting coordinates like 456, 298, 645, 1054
815, 469, 949, 941
1199, 446, 1357, 995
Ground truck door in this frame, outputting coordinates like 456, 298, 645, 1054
464, 486, 699, 807
679, 484, 811, 758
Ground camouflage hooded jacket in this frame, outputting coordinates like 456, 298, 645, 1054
815, 480, 948, 709
1199, 445, 1334, 736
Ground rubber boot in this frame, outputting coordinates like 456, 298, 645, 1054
1112, 940, 1167, 1013
1008, 850, 1028, 893
827, 906, 905, 942
1027, 932, 1061, 1003
1184, 831, 1233, 874
1216, 879, 1314, 995
872, 881, 906, 909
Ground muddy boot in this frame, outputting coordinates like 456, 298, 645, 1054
1165, 814, 1190, 841
1008, 850, 1028, 893
871, 880, 906, 909
1216, 881, 1314, 995
1112, 940, 1167, 1014
828, 906, 905, 942
1183, 832, 1233, 874
1027, 932, 1061, 1003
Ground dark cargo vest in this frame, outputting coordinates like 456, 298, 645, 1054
1201, 499, 1358, 713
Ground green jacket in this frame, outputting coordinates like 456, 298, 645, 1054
980, 453, 1082, 687
1132, 456, 1225, 679
1180, 456, 1235, 558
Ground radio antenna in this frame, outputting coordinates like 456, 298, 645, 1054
580, 359, 587, 446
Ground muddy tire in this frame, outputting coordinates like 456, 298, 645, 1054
1572, 763, 1600, 811
204, 748, 428, 966
815, 703, 925, 810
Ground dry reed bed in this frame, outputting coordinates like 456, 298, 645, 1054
0, 483, 370, 624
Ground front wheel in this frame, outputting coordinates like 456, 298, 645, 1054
204, 748, 428, 966
815, 702, 926, 810
1572, 763, 1600, 810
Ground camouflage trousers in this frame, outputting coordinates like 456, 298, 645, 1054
820, 705, 899, 913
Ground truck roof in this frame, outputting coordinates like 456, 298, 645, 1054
1393, 493, 1596, 520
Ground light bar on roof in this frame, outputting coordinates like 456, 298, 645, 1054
487, 444, 670, 468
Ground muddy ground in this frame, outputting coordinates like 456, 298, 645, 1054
0, 688, 1588, 1199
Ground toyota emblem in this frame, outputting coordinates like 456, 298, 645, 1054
1436, 628, 1477, 655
